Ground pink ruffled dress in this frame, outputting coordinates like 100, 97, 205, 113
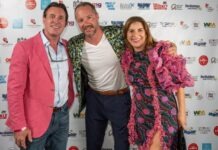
121, 41, 194, 150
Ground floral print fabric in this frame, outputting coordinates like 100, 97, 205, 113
121, 41, 194, 149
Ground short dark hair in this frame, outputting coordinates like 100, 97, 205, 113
74, 2, 97, 18
43, 2, 68, 25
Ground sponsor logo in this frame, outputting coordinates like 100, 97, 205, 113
153, 1, 168, 10
120, 3, 134, 9
160, 22, 175, 27
0, 130, 13, 136
204, 22, 216, 28
73, 112, 85, 119
12, 18, 23, 29
198, 127, 211, 134
193, 39, 207, 46
192, 21, 200, 30
73, 0, 81, 8
184, 127, 196, 135
180, 40, 191, 46
208, 109, 218, 117
105, 2, 115, 10
0, 75, 7, 84
192, 76, 198, 81
185, 93, 193, 99
99, 21, 108, 26
68, 146, 79, 150
78, 130, 86, 138
195, 91, 203, 100
7, 147, 19, 150
0, 37, 13, 46
193, 110, 205, 116
198, 55, 208, 66
26, 18, 41, 28
171, 4, 183, 10
68, 130, 77, 137
0, 17, 8, 29
179, 21, 189, 29
188, 143, 198, 150
111, 21, 124, 26
92, 3, 102, 8
41, 0, 51, 10
17, 37, 27, 42
0, 110, 7, 119
147, 21, 157, 28
1, 94, 7, 101
5, 57, 11, 63
208, 39, 218, 46
185, 57, 196, 64
137, 3, 151, 10
214, 126, 218, 136
2, 37, 8, 43
206, 91, 215, 100
185, 4, 201, 10
205, 3, 214, 12
68, 21, 74, 27
25, 0, 37, 10
186, 110, 189, 116
200, 75, 217, 80
202, 143, 212, 150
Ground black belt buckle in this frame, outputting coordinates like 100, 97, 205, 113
53, 106, 63, 113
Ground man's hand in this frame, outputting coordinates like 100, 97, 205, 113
166, 41, 177, 56
14, 128, 32, 149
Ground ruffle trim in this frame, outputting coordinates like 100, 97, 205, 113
147, 41, 194, 93
121, 41, 194, 149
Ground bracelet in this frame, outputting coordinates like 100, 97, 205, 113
14, 127, 27, 132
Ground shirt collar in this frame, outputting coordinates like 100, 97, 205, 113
40, 30, 64, 47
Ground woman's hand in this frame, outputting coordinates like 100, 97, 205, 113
166, 41, 177, 56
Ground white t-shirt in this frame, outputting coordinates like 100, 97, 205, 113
81, 34, 127, 91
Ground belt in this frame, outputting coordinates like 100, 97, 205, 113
53, 103, 66, 113
92, 87, 129, 96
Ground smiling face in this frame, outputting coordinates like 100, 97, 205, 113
75, 5, 100, 38
43, 6, 67, 40
127, 21, 146, 52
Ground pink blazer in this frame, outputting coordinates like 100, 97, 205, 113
6, 33, 74, 138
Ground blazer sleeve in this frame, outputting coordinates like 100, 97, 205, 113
6, 42, 28, 131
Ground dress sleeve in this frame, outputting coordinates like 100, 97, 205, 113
148, 41, 194, 93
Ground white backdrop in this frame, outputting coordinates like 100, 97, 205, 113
0, 0, 218, 150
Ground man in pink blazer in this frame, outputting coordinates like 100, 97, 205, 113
6, 2, 74, 150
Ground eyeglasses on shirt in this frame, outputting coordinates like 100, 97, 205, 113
48, 47, 68, 62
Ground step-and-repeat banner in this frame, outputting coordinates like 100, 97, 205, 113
0, 0, 218, 150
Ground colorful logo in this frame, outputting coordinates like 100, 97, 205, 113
214, 126, 218, 136
188, 143, 198, 150
199, 55, 208, 66
0, 17, 8, 29
68, 146, 79, 150
25, 0, 37, 10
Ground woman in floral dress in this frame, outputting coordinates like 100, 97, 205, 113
121, 16, 194, 150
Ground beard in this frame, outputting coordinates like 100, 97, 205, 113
83, 25, 96, 38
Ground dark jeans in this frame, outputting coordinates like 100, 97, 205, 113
21, 103, 69, 150
85, 88, 131, 150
